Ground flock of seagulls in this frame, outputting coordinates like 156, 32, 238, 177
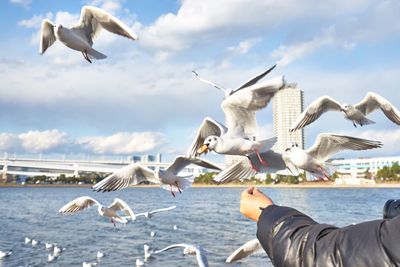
3, 3, 391, 266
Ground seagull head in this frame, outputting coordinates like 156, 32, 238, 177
197, 136, 219, 155
54, 24, 63, 33
340, 104, 351, 113
183, 247, 196, 255
285, 142, 298, 152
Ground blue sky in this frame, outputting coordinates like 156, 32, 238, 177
0, 0, 400, 161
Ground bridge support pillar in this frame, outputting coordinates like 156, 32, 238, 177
2, 163, 8, 183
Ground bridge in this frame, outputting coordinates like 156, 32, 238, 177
0, 157, 209, 182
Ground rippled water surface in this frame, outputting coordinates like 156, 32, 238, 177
0, 187, 399, 266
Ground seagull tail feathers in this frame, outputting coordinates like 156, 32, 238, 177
87, 48, 107, 60
359, 117, 375, 126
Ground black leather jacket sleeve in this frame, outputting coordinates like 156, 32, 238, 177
257, 205, 400, 267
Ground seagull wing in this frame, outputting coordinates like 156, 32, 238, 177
149, 205, 176, 215
153, 243, 189, 254
234, 64, 277, 92
167, 156, 222, 175
290, 96, 342, 131
192, 71, 227, 92
213, 150, 290, 184
108, 198, 135, 218
195, 247, 209, 267
39, 19, 56, 54
355, 92, 400, 125
222, 76, 285, 136
225, 239, 262, 263
306, 133, 382, 162
92, 163, 157, 192
58, 196, 100, 214
186, 117, 227, 158
72, 5, 138, 45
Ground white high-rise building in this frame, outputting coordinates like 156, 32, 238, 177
272, 83, 304, 153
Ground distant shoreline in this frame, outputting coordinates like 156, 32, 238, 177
2, 183, 400, 189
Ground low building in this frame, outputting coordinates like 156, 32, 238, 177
330, 156, 400, 179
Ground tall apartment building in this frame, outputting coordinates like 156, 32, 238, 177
272, 83, 304, 153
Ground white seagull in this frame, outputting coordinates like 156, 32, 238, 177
135, 258, 144, 266
48, 254, 58, 262
290, 92, 400, 131
134, 206, 176, 220
92, 156, 221, 197
24, 237, 32, 244
144, 244, 153, 260
213, 150, 299, 184
192, 64, 277, 98
40, 5, 138, 63
0, 250, 12, 259
189, 73, 285, 171
53, 246, 64, 256
154, 243, 209, 267
45, 242, 54, 249
285, 133, 382, 180
226, 239, 263, 263
31, 239, 39, 247
83, 262, 97, 267
96, 251, 105, 259
59, 196, 135, 226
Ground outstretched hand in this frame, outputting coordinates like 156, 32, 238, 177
240, 187, 273, 221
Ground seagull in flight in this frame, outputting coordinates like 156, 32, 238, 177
290, 92, 400, 131
285, 133, 382, 180
92, 156, 221, 197
154, 243, 209, 267
225, 238, 263, 263
59, 196, 135, 226
213, 150, 299, 184
40, 5, 138, 63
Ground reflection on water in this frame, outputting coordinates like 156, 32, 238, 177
0, 187, 399, 266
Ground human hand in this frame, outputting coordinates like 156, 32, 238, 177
240, 187, 273, 222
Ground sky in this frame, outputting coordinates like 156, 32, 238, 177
0, 0, 400, 162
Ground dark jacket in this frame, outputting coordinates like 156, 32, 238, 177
257, 205, 400, 267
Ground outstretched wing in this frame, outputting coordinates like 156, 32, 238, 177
154, 243, 189, 254
213, 150, 292, 184
234, 64, 277, 92
192, 71, 227, 93
167, 156, 222, 175
72, 5, 138, 45
59, 196, 99, 214
306, 133, 382, 162
290, 96, 342, 132
186, 117, 227, 158
39, 19, 56, 54
92, 163, 157, 192
108, 198, 135, 218
222, 76, 285, 136
225, 239, 262, 263
149, 205, 176, 215
355, 92, 400, 125
195, 247, 209, 267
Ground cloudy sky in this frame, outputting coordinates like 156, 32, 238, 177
0, 0, 399, 161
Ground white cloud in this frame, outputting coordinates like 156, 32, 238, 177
19, 130, 69, 153
227, 38, 261, 55
18, 13, 51, 29
0, 130, 167, 155
272, 27, 335, 66
10, 0, 31, 8
137, 0, 370, 54
78, 132, 166, 154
